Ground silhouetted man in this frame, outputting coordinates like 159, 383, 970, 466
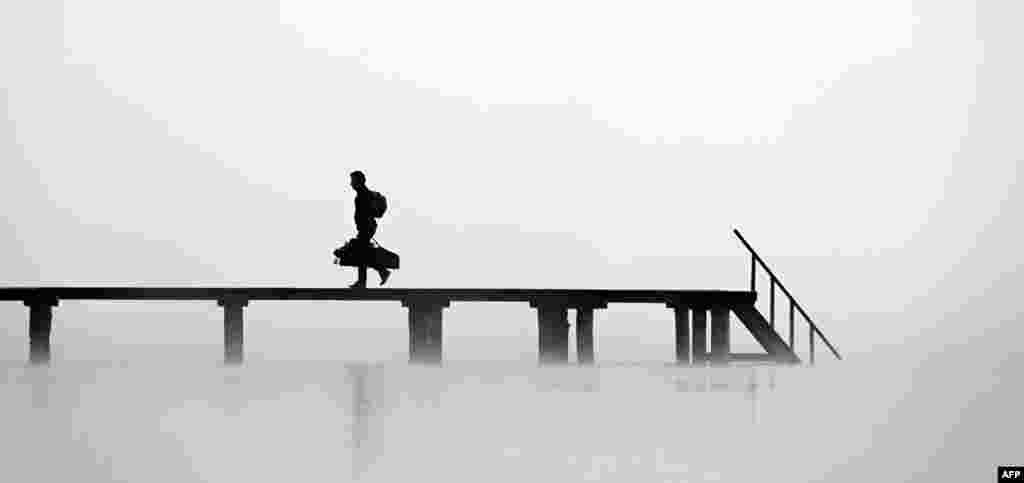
349, 170, 390, 288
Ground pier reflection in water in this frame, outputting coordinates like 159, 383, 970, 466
3, 361, 786, 482
8, 353, 1016, 483
344, 362, 774, 481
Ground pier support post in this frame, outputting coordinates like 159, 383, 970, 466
573, 299, 606, 366
531, 298, 570, 365
667, 302, 690, 365
692, 307, 708, 364
402, 298, 449, 365
575, 308, 595, 365
218, 296, 248, 365
25, 295, 59, 365
710, 306, 731, 365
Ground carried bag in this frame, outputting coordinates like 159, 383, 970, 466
332, 238, 358, 264
371, 239, 400, 269
333, 238, 399, 269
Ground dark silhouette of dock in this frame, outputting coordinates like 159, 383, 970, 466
0, 230, 841, 366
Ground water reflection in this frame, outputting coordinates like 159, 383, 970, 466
24, 365, 58, 410
1, 361, 778, 482
348, 363, 370, 481
3, 357, 1003, 483
332, 362, 776, 481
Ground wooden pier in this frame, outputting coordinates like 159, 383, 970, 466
0, 230, 843, 366
0, 287, 803, 366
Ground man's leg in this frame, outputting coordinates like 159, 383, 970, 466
353, 228, 373, 287
375, 263, 391, 286
362, 222, 391, 285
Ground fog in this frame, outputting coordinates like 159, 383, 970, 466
2, 345, 1020, 482
2, 0, 1022, 481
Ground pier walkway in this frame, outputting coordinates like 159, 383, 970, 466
0, 230, 841, 366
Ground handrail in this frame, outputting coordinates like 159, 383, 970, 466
733, 228, 842, 362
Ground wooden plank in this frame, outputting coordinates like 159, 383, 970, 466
0, 287, 757, 306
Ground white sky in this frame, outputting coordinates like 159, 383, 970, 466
24, 0, 973, 254
280, 0, 915, 139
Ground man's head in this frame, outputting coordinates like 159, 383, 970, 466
350, 170, 366, 191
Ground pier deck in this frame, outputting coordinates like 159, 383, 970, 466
0, 286, 807, 366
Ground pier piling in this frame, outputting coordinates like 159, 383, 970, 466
532, 299, 570, 365
218, 296, 248, 365
692, 307, 708, 364
710, 306, 731, 365
25, 296, 58, 365
575, 308, 595, 365
402, 297, 449, 364
668, 303, 691, 365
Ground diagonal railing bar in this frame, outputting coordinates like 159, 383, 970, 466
733, 228, 842, 362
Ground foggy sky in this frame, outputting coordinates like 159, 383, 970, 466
2, 3, 1023, 483
2, 1, 1021, 362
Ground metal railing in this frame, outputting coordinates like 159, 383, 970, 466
733, 228, 842, 363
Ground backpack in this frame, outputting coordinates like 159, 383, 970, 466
370, 190, 387, 218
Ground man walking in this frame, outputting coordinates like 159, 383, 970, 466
348, 170, 391, 288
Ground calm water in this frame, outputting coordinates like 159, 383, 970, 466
1, 347, 1019, 482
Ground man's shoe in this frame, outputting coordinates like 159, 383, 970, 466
378, 268, 391, 286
